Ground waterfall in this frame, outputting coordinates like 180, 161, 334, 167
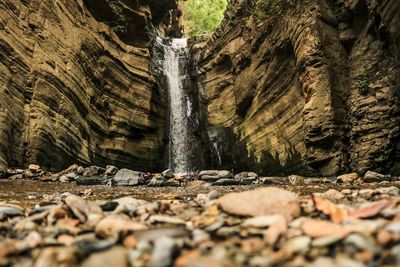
162, 38, 192, 174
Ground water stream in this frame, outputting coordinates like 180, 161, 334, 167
163, 38, 192, 174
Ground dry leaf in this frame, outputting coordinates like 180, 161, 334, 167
348, 200, 388, 219
313, 195, 348, 223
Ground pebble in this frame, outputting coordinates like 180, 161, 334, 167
148, 237, 179, 267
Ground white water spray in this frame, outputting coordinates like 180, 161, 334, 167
163, 38, 192, 174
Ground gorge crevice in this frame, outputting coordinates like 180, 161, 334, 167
0, 0, 399, 176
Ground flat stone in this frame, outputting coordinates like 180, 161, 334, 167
312, 235, 343, 247
337, 173, 359, 183
344, 234, 379, 253
76, 175, 110, 186
212, 178, 240, 186
240, 177, 257, 185
302, 219, 348, 238
199, 170, 233, 181
81, 247, 128, 267
149, 215, 186, 225
113, 169, 146, 186
234, 172, 258, 180
95, 215, 148, 237
242, 215, 285, 228
283, 236, 311, 254
363, 171, 391, 182
218, 187, 300, 218
0, 204, 24, 219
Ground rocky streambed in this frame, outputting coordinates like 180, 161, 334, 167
0, 165, 400, 266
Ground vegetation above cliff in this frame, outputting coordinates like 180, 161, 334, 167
183, 0, 227, 36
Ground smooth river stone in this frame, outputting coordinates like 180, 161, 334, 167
217, 187, 300, 219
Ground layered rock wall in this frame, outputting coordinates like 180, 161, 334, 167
194, 0, 400, 176
0, 0, 180, 171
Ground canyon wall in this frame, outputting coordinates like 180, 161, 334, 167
194, 0, 400, 176
0, 0, 181, 171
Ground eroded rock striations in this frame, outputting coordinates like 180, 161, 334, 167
193, 0, 400, 176
0, 0, 182, 171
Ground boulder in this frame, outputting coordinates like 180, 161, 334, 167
234, 172, 258, 180
363, 171, 391, 183
161, 169, 174, 178
288, 175, 305, 185
83, 166, 105, 177
337, 173, 359, 183
113, 169, 146, 186
199, 170, 233, 181
218, 187, 300, 219
104, 165, 118, 176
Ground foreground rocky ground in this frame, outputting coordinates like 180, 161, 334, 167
0, 165, 399, 267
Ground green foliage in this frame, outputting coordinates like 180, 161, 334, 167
106, 0, 127, 34
356, 70, 370, 95
253, 0, 295, 18
183, 0, 227, 37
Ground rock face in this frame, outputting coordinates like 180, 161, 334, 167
193, 0, 400, 176
0, 0, 181, 171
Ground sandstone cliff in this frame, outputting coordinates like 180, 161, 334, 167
0, 0, 181, 171
194, 0, 400, 176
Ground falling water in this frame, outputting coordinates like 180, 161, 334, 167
163, 38, 192, 174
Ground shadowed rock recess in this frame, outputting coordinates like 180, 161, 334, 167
0, 0, 182, 171
0, 0, 399, 176
192, 0, 400, 176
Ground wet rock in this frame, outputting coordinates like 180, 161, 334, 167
234, 172, 258, 180
81, 247, 128, 267
240, 177, 257, 185
104, 165, 118, 176
148, 237, 179, 267
212, 178, 240, 186
199, 170, 233, 181
113, 169, 146, 186
0, 204, 24, 219
363, 171, 391, 183
289, 175, 305, 185
76, 176, 110, 186
218, 187, 300, 218
162, 169, 174, 178
95, 215, 148, 237
337, 173, 359, 183
83, 166, 105, 177
261, 176, 288, 185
